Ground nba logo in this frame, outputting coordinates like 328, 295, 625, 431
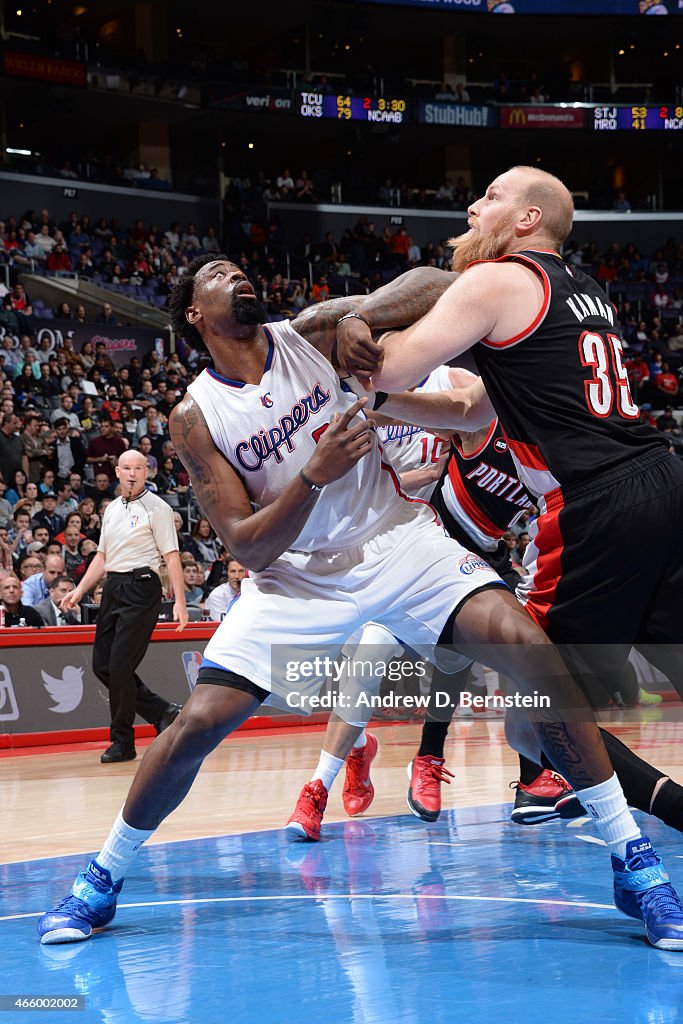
0, 665, 20, 721
181, 651, 203, 692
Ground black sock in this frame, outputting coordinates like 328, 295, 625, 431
518, 754, 543, 786
651, 779, 683, 833
598, 728, 669, 816
418, 721, 450, 758
417, 663, 472, 758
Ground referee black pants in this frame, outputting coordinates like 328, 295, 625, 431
93, 571, 172, 749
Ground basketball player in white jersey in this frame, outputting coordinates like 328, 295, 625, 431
37, 255, 679, 951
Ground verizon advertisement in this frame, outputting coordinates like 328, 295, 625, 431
499, 105, 586, 129
206, 86, 293, 112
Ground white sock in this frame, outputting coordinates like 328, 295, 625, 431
96, 809, 154, 883
575, 773, 642, 860
311, 750, 345, 792
352, 731, 367, 750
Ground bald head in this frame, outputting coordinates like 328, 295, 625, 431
505, 166, 574, 248
44, 554, 65, 579
120, 450, 147, 470
116, 448, 149, 499
451, 165, 575, 272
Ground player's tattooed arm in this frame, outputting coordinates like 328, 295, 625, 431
169, 398, 224, 519
292, 267, 457, 364
291, 295, 365, 360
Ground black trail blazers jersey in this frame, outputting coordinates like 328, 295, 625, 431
472, 249, 666, 501
435, 420, 533, 552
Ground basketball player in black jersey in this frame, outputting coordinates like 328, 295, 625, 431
338, 164, 683, 948
340, 369, 682, 830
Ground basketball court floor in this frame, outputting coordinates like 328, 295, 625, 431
2, 711, 683, 1024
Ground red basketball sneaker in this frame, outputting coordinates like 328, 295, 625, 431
510, 769, 584, 825
406, 755, 454, 822
342, 733, 379, 817
286, 779, 329, 841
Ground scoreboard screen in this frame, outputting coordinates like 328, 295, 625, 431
593, 106, 683, 131
299, 92, 408, 123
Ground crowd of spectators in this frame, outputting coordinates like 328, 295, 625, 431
0, 209, 225, 314
0, 217, 250, 624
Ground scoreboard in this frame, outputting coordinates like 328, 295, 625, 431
593, 106, 683, 131
299, 92, 408, 123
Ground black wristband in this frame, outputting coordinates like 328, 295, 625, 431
299, 469, 323, 493
374, 392, 389, 410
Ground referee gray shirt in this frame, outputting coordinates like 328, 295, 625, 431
98, 490, 179, 574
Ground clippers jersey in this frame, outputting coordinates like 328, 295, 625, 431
472, 250, 667, 501
437, 420, 533, 551
376, 364, 451, 500
186, 320, 404, 554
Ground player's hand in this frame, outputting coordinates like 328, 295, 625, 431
173, 600, 189, 632
303, 398, 374, 486
337, 317, 383, 384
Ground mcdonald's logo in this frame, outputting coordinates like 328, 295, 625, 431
508, 108, 527, 126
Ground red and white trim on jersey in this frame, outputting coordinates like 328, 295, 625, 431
468, 252, 552, 350
377, 442, 441, 527
505, 436, 561, 501
452, 420, 497, 461
517, 495, 565, 631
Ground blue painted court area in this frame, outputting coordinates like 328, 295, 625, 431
3, 805, 683, 1024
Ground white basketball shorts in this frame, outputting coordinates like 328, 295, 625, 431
201, 500, 506, 710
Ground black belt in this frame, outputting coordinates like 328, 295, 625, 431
107, 567, 157, 581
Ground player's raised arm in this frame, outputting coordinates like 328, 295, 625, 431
169, 395, 373, 573
371, 260, 541, 391
292, 267, 457, 365
385, 377, 495, 432
343, 371, 495, 432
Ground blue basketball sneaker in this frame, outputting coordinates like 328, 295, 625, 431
37, 861, 123, 945
612, 836, 683, 950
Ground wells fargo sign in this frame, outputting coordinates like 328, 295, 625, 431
2, 51, 86, 88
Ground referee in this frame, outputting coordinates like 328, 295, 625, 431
61, 449, 189, 762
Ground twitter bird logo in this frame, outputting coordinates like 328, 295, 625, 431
42, 666, 84, 713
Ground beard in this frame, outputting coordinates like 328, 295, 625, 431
232, 294, 267, 325
449, 211, 518, 273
